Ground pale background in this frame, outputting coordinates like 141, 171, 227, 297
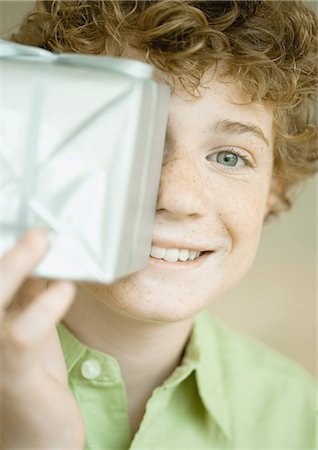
1, 0, 317, 377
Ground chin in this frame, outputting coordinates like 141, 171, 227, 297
85, 271, 237, 324
83, 244, 258, 324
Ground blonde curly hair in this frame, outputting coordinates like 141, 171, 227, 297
9, 0, 318, 219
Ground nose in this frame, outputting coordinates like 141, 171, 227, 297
156, 152, 208, 220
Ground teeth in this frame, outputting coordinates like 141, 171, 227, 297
150, 246, 166, 259
164, 248, 179, 262
150, 246, 202, 262
179, 249, 189, 262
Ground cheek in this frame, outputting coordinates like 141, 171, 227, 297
214, 175, 269, 272
213, 169, 269, 226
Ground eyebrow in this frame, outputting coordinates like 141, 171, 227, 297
211, 119, 270, 147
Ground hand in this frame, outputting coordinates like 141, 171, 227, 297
0, 229, 85, 449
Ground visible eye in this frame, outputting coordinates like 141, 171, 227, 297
206, 148, 254, 171
216, 151, 239, 167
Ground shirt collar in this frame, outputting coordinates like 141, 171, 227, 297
192, 311, 232, 440
56, 310, 232, 440
57, 321, 87, 372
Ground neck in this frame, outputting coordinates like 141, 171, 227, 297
62, 283, 194, 436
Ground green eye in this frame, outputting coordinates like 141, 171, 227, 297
216, 151, 238, 166
206, 147, 253, 171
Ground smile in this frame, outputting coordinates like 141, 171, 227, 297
149, 251, 214, 270
150, 245, 203, 262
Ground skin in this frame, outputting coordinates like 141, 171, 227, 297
1, 70, 277, 444
0, 231, 85, 449
62, 71, 276, 435
80, 75, 274, 321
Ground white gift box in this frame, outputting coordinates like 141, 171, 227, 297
0, 40, 170, 283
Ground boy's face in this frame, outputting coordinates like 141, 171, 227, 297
85, 71, 275, 323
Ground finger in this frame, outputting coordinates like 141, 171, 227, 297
18, 278, 48, 297
7, 281, 76, 349
8, 279, 48, 313
0, 229, 49, 310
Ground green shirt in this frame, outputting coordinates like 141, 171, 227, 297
57, 311, 317, 450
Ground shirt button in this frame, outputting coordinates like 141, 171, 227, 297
80, 359, 101, 380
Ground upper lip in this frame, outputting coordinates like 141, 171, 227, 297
151, 238, 212, 253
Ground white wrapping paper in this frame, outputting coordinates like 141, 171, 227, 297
0, 40, 170, 283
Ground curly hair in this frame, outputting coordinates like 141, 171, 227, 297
8, 0, 318, 219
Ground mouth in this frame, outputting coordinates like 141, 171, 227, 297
149, 249, 213, 269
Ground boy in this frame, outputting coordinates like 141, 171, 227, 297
1, 1, 317, 449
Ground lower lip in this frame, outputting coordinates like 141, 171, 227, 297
148, 252, 213, 270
